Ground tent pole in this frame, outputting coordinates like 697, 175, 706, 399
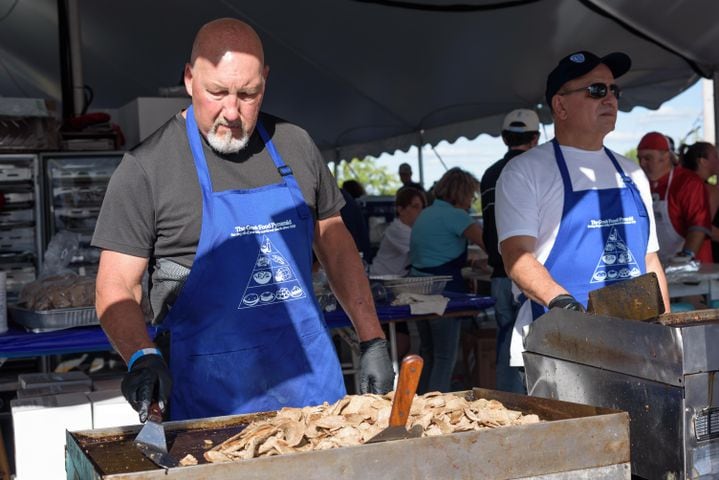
56, 0, 85, 118
417, 130, 425, 188
713, 72, 719, 145
57, 0, 73, 119
67, 0, 85, 116
704, 77, 716, 143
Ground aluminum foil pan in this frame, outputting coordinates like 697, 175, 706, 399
8, 305, 98, 332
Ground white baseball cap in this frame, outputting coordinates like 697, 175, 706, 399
502, 109, 540, 133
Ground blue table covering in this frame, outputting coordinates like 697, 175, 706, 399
0, 294, 494, 358
0, 325, 159, 359
324, 293, 495, 329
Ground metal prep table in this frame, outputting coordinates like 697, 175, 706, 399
524, 308, 719, 480
66, 388, 630, 479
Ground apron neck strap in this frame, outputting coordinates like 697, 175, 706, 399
256, 121, 294, 177
255, 120, 311, 220
185, 105, 214, 197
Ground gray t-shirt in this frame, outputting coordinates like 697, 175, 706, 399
92, 111, 344, 320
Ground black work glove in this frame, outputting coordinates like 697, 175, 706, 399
121, 354, 172, 422
548, 294, 586, 312
359, 338, 395, 394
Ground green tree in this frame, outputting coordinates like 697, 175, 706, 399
624, 147, 638, 164
334, 157, 402, 195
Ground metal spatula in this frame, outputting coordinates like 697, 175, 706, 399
134, 402, 178, 469
587, 272, 665, 321
367, 354, 424, 443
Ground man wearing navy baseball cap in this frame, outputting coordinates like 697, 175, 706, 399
494, 51, 669, 372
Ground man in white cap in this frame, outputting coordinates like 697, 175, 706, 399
495, 51, 670, 373
479, 109, 539, 393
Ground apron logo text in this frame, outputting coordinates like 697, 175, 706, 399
231, 219, 297, 237
587, 216, 636, 229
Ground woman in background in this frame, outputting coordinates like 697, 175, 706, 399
409, 167, 485, 392
369, 186, 426, 360
370, 186, 426, 277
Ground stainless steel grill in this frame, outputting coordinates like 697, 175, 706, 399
65, 388, 631, 479
524, 309, 719, 480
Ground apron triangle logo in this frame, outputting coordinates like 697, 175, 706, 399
238, 235, 307, 309
590, 226, 641, 284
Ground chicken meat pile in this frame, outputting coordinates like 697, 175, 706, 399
198, 391, 540, 464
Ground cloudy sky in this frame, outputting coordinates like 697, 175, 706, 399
371, 80, 707, 188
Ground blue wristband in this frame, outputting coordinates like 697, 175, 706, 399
127, 348, 163, 371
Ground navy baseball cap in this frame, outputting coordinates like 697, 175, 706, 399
545, 51, 631, 107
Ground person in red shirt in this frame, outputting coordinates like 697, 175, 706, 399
638, 132, 713, 263
680, 141, 719, 262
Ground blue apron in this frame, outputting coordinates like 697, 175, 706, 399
412, 251, 468, 294
528, 139, 650, 319
164, 107, 346, 420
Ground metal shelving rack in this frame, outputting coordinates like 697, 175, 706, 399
0, 154, 44, 302
40, 152, 123, 277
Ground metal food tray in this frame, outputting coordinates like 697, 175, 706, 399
52, 185, 107, 207
8, 305, 99, 332
0, 227, 36, 252
66, 388, 631, 479
50, 166, 115, 184
0, 166, 33, 182
371, 275, 453, 295
3, 191, 34, 205
0, 208, 34, 226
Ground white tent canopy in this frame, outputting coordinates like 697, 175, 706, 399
1, 0, 718, 161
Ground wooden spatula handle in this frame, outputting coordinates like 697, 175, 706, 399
388, 354, 423, 427
147, 402, 164, 423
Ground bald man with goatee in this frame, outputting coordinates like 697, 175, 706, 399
495, 51, 669, 378
93, 18, 393, 422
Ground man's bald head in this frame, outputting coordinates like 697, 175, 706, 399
190, 18, 265, 67
184, 18, 269, 154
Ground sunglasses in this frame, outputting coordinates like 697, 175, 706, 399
559, 82, 622, 100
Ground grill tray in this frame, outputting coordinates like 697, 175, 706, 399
66, 388, 631, 480
8, 305, 98, 332
370, 275, 452, 295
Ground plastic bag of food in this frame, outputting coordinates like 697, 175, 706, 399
39, 231, 81, 278
18, 232, 94, 310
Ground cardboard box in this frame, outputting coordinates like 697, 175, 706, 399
18, 371, 91, 390
87, 390, 138, 429
117, 97, 190, 148
16, 382, 89, 399
91, 376, 123, 392
11, 392, 92, 480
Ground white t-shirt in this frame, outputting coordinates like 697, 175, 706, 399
369, 219, 412, 276
495, 141, 658, 366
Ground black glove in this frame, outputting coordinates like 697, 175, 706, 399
121, 354, 172, 422
548, 294, 586, 312
359, 338, 395, 394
